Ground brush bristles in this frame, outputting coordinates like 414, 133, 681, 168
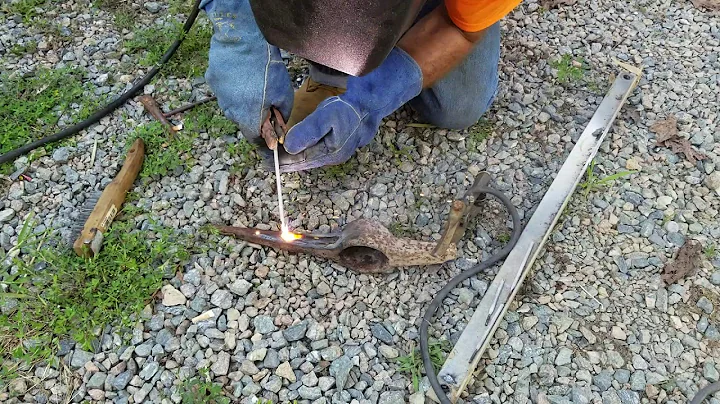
68, 191, 102, 240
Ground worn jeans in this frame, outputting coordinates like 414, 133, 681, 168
310, 0, 501, 130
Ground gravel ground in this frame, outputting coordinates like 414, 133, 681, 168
2, 0, 720, 403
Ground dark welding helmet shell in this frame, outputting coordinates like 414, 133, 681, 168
249, 0, 427, 76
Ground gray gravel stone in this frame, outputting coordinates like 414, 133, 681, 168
87, 372, 106, 389
629, 371, 646, 391
370, 322, 394, 344
139, 362, 159, 380
617, 390, 640, 404
283, 321, 308, 342
329, 355, 353, 391
374, 390, 404, 404
212, 352, 230, 376
697, 296, 714, 314
594, 370, 613, 392
70, 349, 93, 368
210, 289, 233, 309
298, 386, 322, 400
615, 369, 631, 384
704, 361, 720, 382
555, 347, 572, 366
144, 1, 161, 13
112, 371, 132, 390
52, 147, 71, 163
228, 279, 252, 296
253, 315, 277, 334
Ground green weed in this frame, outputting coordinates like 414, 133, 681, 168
396, 339, 451, 392
179, 368, 230, 404
550, 54, 586, 84
662, 214, 673, 226
578, 160, 636, 198
0, 67, 101, 174
322, 159, 357, 179
387, 143, 413, 167
0, 212, 192, 383
467, 118, 493, 151
388, 222, 414, 238
406, 123, 437, 129
705, 244, 717, 260
126, 122, 195, 179
124, 19, 212, 79
497, 232, 511, 243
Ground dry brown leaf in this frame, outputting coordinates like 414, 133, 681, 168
649, 115, 678, 143
691, 0, 720, 11
540, 0, 577, 9
662, 138, 707, 164
661, 240, 703, 285
649, 115, 707, 164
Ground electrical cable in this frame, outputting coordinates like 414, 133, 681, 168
689, 381, 720, 404
0, 0, 203, 166
420, 187, 522, 404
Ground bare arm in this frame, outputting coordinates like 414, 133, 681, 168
397, 5, 487, 88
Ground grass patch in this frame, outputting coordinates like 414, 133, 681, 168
0, 67, 101, 174
0, 0, 48, 22
578, 160, 636, 198
177, 101, 259, 173
0, 212, 192, 383
124, 18, 212, 79
550, 54, 586, 84
179, 368, 230, 404
467, 118, 493, 151
183, 102, 237, 138
126, 121, 196, 179
396, 339, 451, 392
10, 42, 38, 56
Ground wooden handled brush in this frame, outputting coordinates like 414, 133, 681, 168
73, 138, 145, 258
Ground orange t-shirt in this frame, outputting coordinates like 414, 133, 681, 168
445, 0, 522, 32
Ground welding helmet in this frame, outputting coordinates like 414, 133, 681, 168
248, 0, 427, 76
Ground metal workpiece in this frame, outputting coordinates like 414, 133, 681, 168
215, 172, 498, 274
435, 66, 641, 402
216, 218, 458, 274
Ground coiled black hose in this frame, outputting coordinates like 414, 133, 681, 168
0, 0, 203, 166
420, 186, 522, 404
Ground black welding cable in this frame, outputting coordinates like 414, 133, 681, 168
420, 187, 522, 404
689, 381, 720, 404
0, 0, 203, 166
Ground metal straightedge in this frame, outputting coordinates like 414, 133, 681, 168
435, 63, 642, 402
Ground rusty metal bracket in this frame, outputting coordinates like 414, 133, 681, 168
216, 172, 494, 273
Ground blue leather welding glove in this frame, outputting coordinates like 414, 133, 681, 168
200, 0, 293, 149
278, 47, 423, 172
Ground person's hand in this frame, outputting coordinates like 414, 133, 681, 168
277, 47, 423, 173
201, 0, 293, 152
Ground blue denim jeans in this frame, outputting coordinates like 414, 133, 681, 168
310, 1, 501, 130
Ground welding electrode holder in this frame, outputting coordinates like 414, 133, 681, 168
260, 106, 287, 150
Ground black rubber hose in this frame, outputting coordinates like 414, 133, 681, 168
689, 381, 720, 404
0, 0, 203, 166
420, 186, 522, 404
